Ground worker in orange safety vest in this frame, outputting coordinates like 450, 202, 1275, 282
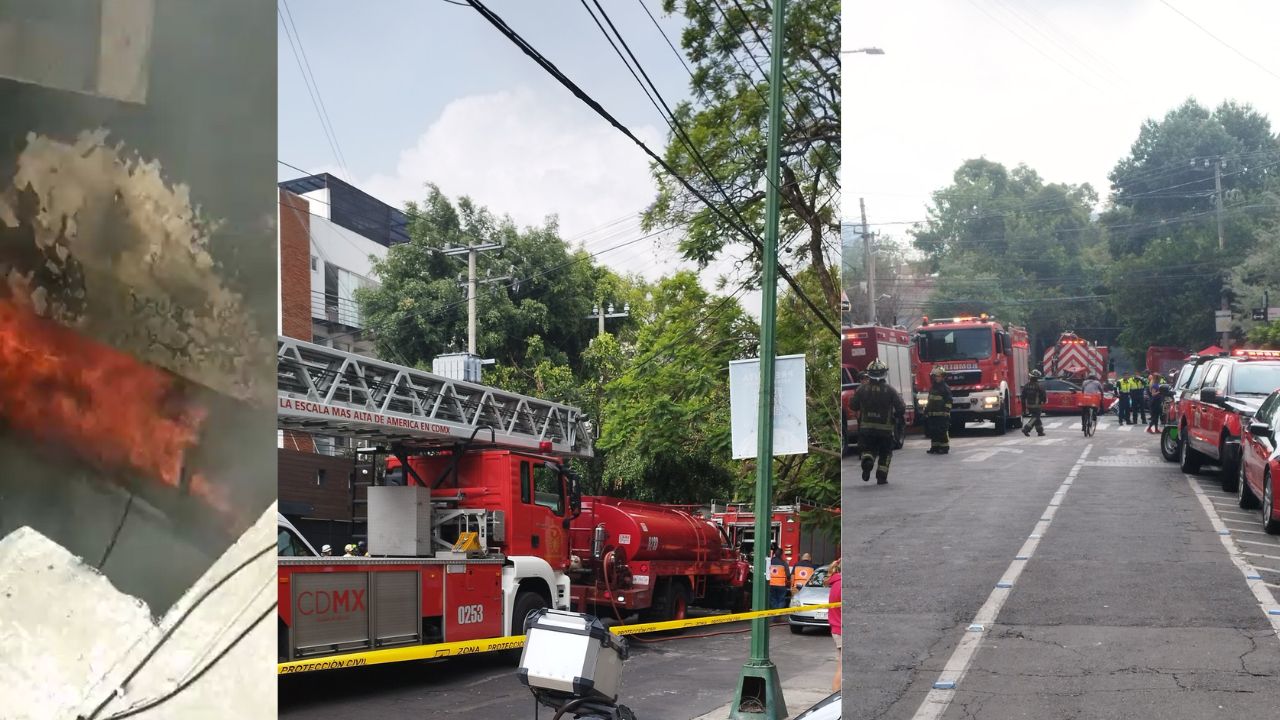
768, 545, 793, 608
791, 552, 817, 591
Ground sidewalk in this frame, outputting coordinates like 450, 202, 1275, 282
690, 675, 835, 720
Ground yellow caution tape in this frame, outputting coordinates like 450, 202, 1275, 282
277, 602, 841, 675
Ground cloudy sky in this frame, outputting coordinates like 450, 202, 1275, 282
843, 0, 1280, 245
278, 0, 721, 286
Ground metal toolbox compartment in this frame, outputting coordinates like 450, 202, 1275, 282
517, 609, 628, 702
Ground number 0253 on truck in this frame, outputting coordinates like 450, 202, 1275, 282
276, 338, 751, 665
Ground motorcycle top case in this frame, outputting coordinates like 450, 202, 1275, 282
517, 608, 628, 702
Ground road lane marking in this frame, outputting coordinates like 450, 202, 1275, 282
1235, 537, 1280, 546
1243, 551, 1280, 561
962, 447, 1025, 463
1219, 510, 1258, 517
911, 444, 1093, 720
1185, 475, 1280, 641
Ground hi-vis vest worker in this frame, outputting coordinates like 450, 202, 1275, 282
769, 563, 789, 587
792, 565, 815, 589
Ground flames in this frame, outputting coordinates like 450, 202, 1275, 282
0, 299, 228, 514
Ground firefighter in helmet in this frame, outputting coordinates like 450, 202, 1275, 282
1021, 370, 1047, 437
925, 366, 953, 454
849, 358, 906, 484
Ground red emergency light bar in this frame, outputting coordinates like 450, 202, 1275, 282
920, 313, 995, 326
1232, 349, 1280, 359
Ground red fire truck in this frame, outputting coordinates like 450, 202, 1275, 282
841, 324, 915, 453
1146, 346, 1189, 378
276, 338, 749, 663
1042, 331, 1109, 381
912, 315, 1030, 434
708, 503, 839, 571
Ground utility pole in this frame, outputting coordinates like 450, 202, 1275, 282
442, 242, 504, 354
861, 197, 876, 324
1211, 159, 1229, 351
731, 0, 787, 718
586, 302, 629, 337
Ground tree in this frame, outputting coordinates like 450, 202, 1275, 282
771, 265, 839, 511
911, 159, 1106, 353
358, 186, 601, 372
596, 272, 757, 502
649, 0, 840, 325
1104, 99, 1280, 355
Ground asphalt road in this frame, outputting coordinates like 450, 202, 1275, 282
841, 415, 1280, 719
279, 614, 835, 720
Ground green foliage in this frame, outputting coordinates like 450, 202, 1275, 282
913, 99, 1280, 359
650, 0, 841, 313
358, 185, 600, 371
911, 159, 1106, 350
597, 272, 757, 502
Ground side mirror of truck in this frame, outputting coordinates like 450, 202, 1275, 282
1199, 388, 1218, 404
1001, 333, 1012, 356
1248, 420, 1271, 438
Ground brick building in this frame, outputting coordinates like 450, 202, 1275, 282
276, 174, 408, 549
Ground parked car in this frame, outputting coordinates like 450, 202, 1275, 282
789, 566, 831, 634
1238, 388, 1280, 534
1175, 350, 1280, 491
1161, 355, 1220, 461
1041, 377, 1117, 414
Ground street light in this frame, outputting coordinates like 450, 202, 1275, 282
842, 46, 885, 54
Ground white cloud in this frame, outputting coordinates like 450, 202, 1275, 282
844, 0, 1280, 238
360, 87, 664, 239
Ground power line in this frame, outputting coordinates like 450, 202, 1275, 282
635, 0, 692, 76
463, 0, 838, 336
80, 544, 275, 720
1156, 0, 1280, 83
278, 2, 351, 181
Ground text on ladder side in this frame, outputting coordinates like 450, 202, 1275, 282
280, 397, 455, 435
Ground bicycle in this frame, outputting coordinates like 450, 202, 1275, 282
1082, 405, 1097, 437
1081, 391, 1101, 437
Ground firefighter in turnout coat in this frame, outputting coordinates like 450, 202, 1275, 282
925, 366, 953, 454
1021, 370, 1048, 437
850, 359, 906, 484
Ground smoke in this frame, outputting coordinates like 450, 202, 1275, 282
0, 129, 272, 405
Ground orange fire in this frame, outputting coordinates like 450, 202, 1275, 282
0, 299, 227, 513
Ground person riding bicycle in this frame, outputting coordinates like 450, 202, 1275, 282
1080, 373, 1104, 433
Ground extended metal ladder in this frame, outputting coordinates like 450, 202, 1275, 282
277, 337, 593, 457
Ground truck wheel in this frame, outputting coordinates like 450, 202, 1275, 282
1219, 435, 1239, 493
995, 398, 1009, 435
1179, 426, 1202, 474
1160, 427, 1180, 462
506, 590, 547, 661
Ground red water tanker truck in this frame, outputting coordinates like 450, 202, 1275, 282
569, 497, 750, 621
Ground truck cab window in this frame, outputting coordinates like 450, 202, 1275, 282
278, 528, 312, 557
533, 465, 563, 515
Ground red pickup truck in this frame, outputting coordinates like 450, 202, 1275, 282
1175, 351, 1280, 492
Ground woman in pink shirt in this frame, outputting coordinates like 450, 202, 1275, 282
827, 558, 842, 692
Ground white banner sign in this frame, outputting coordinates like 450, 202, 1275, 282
729, 355, 808, 459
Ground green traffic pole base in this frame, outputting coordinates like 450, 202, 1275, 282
728, 661, 787, 720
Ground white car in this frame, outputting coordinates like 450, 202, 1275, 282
789, 566, 832, 633
794, 692, 840, 720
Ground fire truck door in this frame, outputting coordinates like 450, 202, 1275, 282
443, 564, 503, 641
